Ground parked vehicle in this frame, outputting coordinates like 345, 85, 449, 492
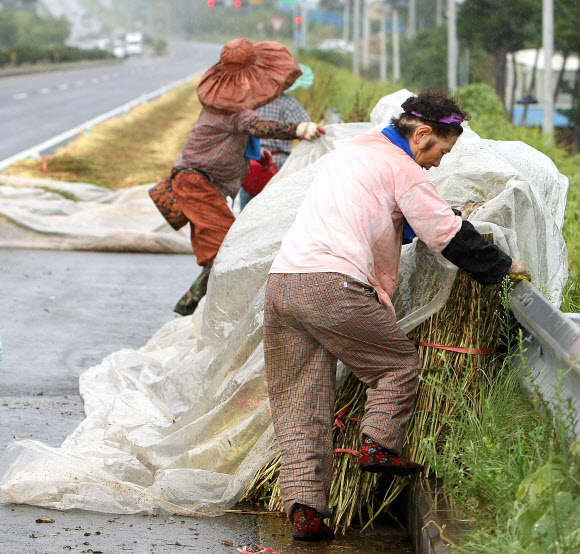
125, 32, 143, 56
112, 40, 127, 59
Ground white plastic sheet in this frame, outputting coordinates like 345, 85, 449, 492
0, 176, 192, 253
0, 90, 569, 515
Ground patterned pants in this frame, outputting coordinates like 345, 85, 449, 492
264, 272, 422, 518
172, 171, 235, 267
173, 262, 213, 316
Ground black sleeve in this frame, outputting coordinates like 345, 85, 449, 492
441, 219, 512, 285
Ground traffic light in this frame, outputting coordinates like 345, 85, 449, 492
234, 0, 242, 6
207, 0, 215, 6
295, 15, 303, 25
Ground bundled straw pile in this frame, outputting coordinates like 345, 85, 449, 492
243, 263, 507, 534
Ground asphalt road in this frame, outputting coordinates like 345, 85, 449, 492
0, 41, 222, 161
0, 249, 413, 553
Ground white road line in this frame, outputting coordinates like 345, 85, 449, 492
74, 80, 85, 86
39, 88, 51, 94
59, 84, 69, 90
13, 92, 28, 100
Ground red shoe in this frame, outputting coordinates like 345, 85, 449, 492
292, 504, 335, 541
359, 437, 423, 475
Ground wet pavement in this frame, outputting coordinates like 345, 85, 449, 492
0, 248, 413, 553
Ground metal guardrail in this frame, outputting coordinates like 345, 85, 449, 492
0, 72, 200, 173
510, 279, 580, 441
407, 280, 580, 554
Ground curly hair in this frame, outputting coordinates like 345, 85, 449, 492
391, 87, 470, 139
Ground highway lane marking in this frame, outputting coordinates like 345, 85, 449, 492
10, 75, 118, 101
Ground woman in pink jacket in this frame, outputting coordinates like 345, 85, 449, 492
264, 88, 530, 542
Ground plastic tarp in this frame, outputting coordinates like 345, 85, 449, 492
0, 175, 192, 253
0, 90, 569, 515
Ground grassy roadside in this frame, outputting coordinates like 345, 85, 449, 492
4, 76, 202, 188
419, 286, 580, 553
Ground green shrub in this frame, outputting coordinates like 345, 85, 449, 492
0, 45, 110, 68
293, 55, 400, 123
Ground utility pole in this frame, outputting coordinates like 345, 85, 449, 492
362, 0, 370, 71
393, 5, 400, 80
293, 4, 299, 50
353, 0, 361, 76
436, 0, 443, 26
408, 0, 416, 38
379, 1, 388, 80
542, 0, 554, 136
343, 0, 350, 45
447, 0, 457, 89
300, 1, 308, 48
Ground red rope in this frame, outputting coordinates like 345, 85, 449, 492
415, 342, 497, 355
334, 409, 362, 430
333, 447, 360, 456
332, 343, 495, 457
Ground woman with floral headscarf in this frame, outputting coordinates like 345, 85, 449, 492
172, 39, 324, 316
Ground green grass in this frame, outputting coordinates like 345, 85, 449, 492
4, 78, 203, 189
418, 284, 580, 553
293, 55, 401, 123
423, 361, 580, 553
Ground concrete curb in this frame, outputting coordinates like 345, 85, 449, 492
406, 478, 456, 554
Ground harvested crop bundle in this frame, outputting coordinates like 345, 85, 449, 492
243, 265, 506, 534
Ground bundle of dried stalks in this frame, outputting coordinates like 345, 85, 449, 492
243, 267, 506, 534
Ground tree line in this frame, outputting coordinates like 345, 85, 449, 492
0, 7, 110, 68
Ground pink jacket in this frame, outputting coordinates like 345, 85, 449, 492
270, 130, 462, 316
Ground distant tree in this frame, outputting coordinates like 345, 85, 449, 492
0, 9, 69, 48
457, 0, 540, 106
0, 10, 18, 47
414, 0, 443, 32
319, 0, 344, 10
16, 12, 69, 48
554, 0, 580, 92
400, 26, 447, 90
554, 0, 580, 141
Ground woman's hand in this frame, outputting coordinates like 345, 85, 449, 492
509, 258, 531, 281
259, 149, 273, 168
296, 122, 326, 140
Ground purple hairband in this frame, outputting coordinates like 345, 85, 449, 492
410, 110, 463, 124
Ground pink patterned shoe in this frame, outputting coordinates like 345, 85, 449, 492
292, 504, 335, 541
359, 437, 423, 475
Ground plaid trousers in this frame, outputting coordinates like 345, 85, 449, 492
264, 272, 422, 518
